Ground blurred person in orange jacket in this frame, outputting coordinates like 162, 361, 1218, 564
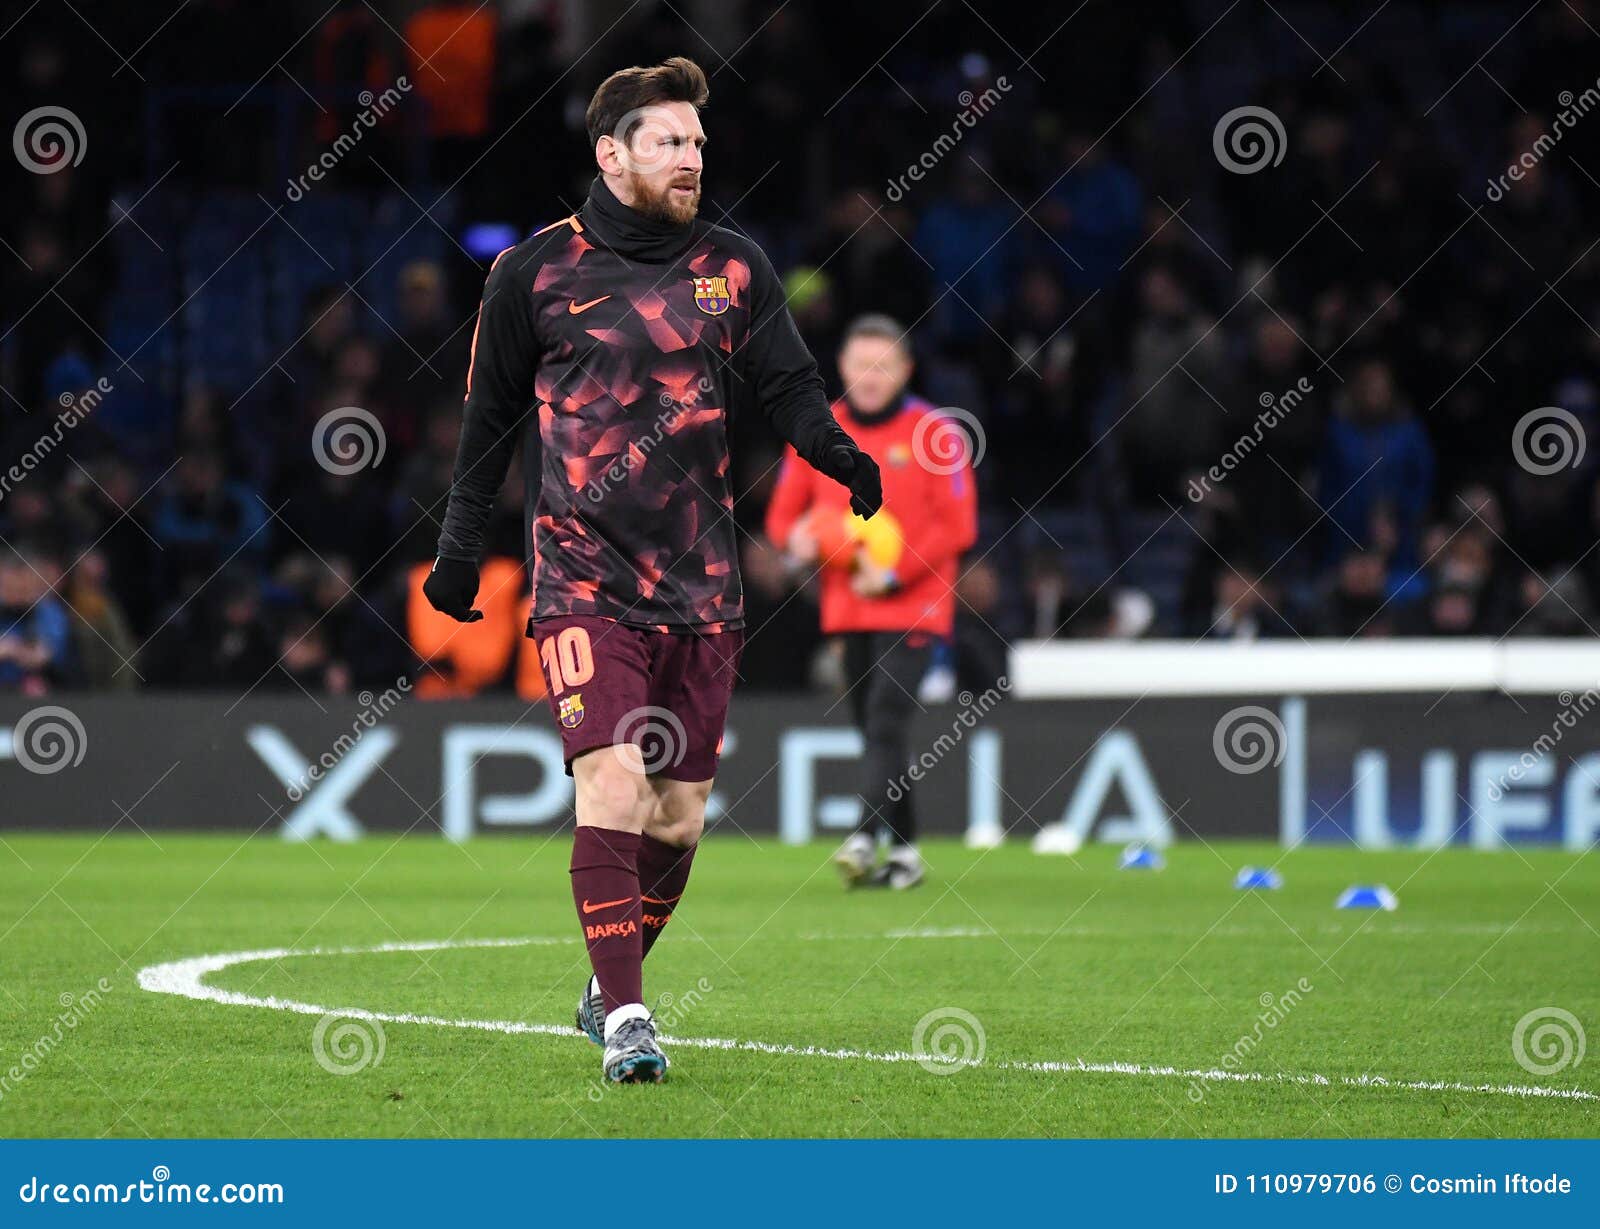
766, 315, 978, 888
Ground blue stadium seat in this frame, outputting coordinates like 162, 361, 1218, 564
178, 193, 276, 391
353, 190, 455, 326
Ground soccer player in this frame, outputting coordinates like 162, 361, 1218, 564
422, 58, 882, 1084
765, 315, 977, 889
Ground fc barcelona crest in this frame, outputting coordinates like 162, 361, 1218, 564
558, 692, 585, 729
692, 275, 731, 315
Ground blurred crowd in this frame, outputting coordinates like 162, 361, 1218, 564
4, 0, 1600, 698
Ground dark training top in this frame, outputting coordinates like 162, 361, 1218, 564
436, 177, 855, 632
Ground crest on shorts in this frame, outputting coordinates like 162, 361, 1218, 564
692, 276, 731, 315
558, 693, 585, 729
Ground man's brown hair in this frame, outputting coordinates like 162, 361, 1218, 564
586, 56, 710, 150
842, 313, 911, 351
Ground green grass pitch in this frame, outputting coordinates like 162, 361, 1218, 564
0, 833, 1595, 1138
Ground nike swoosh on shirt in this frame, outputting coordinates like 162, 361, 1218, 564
581, 896, 634, 914
568, 295, 611, 315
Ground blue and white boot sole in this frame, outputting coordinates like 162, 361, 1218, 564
607, 1054, 666, 1084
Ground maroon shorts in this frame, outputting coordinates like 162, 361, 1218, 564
530, 615, 744, 780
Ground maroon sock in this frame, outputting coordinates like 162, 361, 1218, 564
569, 826, 643, 1016
637, 835, 697, 960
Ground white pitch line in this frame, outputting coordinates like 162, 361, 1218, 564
134, 938, 1599, 1104
802, 924, 1576, 942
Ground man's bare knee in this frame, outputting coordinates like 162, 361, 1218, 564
646, 778, 711, 846
574, 747, 652, 832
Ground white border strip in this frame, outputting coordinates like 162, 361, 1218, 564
1009, 638, 1600, 697
135, 938, 1597, 1104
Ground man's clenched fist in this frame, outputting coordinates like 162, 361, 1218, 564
422, 557, 483, 622
822, 444, 884, 519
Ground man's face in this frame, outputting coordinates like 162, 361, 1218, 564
1353, 362, 1394, 419
605, 101, 704, 224
839, 334, 912, 415
0, 563, 40, 608
400, 279, 444, 327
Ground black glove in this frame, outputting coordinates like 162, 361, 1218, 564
821, 444, 883, 519
423, 556, 483, 622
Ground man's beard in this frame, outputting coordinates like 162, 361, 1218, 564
624, 170, 701, 224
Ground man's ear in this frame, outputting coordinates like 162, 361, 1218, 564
595, 135, 622, 176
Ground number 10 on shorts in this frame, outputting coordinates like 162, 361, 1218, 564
540, 625, 594, 695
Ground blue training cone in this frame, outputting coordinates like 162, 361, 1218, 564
1234, 866, 1282, 890
1119, 843, 1165, 871
1336, 884, 1398, 911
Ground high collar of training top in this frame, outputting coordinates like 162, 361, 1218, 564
580, 176, 699, 263
844, 393, 908, 429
